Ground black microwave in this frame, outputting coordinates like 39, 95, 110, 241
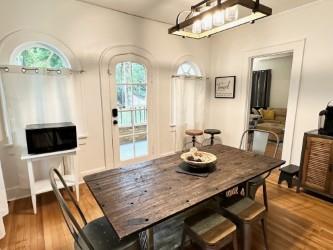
25, 122, 77, 154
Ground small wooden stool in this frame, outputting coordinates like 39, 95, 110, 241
278, 164, 299, 188
204, 129, 221, 145
181, 209, 238, 250
185, 129, 204, 147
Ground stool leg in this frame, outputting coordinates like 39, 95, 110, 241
210, 135, 214, 146
232, 232, 239, 250
192, 136, 196, 147
263, 181, 269, 211
278, 172, 284, 184
261, 218, 269, 250
242, 223, 251, 250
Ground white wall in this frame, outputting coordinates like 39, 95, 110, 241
253, 55, 293, 108
0, 0, 211, 200
208, 0, 333, 165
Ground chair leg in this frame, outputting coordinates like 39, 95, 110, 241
263, 181, 269, 211
232, 232, 239, 250
261, 218, 269, 250
242, 223, 252, 250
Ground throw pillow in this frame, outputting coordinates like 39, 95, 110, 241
262, 109, 275, 120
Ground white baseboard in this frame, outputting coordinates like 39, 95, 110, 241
6, 166, 107, 202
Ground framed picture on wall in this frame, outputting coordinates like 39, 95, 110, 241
215, 76, 236, 98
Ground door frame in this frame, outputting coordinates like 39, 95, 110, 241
99, 45, 158, 169
241, 39, 305, 165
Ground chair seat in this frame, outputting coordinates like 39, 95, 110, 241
280, 164, 299, 175
224, 198, 266, 222
184, 209, 236, 246
75, 217, 139, 250
185, 129, 204, 136
248, 175, 265, 185
204, 129, 221, 135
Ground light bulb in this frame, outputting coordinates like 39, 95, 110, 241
201, 14, 213, 31
192, 20, 202, 34
225, 6, 239, 22
213, 10, 225, 27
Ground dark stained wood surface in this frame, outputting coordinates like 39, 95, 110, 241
84, 144, 285, 240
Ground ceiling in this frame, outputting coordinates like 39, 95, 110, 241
77, 0, 318, 24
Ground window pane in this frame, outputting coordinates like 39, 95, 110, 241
117, 85, 133, 109
116, 63, 123, 84
118, 111, 132, 127
16, 46, 66, 69
132, 63, 146, 83
120, 135, 134, 161
134, 134, 148, 157
133, 109, 147, 125
133, 85, 147, 108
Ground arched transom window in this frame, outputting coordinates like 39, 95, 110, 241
11, 42, 70, 69
176, 61, 201, 76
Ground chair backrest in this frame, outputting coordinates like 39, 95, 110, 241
239, 129, 280, 158
49, 168, 93, 250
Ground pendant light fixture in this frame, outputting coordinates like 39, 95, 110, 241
169, 0, 272, 39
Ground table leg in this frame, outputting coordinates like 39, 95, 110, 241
27, 160, 37, 214
72, 153, 79, 202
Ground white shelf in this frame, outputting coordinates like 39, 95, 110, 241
34, 174, 76, 195
21, 148, 77, 160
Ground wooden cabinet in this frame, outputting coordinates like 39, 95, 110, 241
298, 130, 333, 198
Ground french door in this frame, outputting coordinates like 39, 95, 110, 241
110, 57, 152, 166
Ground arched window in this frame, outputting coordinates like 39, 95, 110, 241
10, 42, 70, 69
176, 61, 201, 76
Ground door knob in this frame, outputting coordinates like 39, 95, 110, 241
113, 120, 118, 125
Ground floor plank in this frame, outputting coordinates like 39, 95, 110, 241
0, 171, 332, 250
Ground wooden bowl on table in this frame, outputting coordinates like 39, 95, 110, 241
180, 151, 217, 169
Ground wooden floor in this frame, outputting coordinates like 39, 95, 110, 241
0, 169, 332, 250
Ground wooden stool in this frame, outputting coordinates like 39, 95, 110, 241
204, 129, 221, 145
185, 129, 204, 147
220, 198, 268, 250
278, 164, 299, 188
181, 209, 238, 250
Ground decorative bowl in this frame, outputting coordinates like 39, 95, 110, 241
180, 151, 217, 168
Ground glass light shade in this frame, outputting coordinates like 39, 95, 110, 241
201, 14, 213, 31
213, 10, 225, 27
225, 6, 239, 22
192, 20, 202, 34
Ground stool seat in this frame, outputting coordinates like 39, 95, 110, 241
280, 164, 299, 174
182, 209, 238, 249
185, 129, 203, 136
224, 198, 266, 222
278, 164, 299, 188
204, 129, 221, 135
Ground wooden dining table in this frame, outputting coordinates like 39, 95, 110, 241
84, 144, 285, 249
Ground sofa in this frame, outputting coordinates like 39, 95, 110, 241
255, 108, 287, 142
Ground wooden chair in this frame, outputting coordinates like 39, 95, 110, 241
219, 197, 268, 250
181, 209, 238, 250
49, 168, 140, 250
239, 129, 279, 210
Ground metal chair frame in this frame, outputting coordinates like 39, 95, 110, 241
49, 168, 94, 250
239, 129, 280, 210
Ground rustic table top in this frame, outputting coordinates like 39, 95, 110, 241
84, 144, 285, 240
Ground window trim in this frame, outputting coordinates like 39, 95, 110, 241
9, 41, 71, 69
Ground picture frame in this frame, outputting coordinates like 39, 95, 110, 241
215, 76, 236, 98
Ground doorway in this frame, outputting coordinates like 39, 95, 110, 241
248, 53, 293, 159
109, 56, 152, 167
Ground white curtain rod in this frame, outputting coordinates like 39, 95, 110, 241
0, 66, 84, 74
172, 75, 209, 80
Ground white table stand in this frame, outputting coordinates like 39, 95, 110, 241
21, 149, 79, 214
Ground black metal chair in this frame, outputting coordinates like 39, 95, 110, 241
49, 168, 140, 250
239, 129, 279, 210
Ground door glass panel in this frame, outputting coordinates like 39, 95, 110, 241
115, 61, 149, 162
